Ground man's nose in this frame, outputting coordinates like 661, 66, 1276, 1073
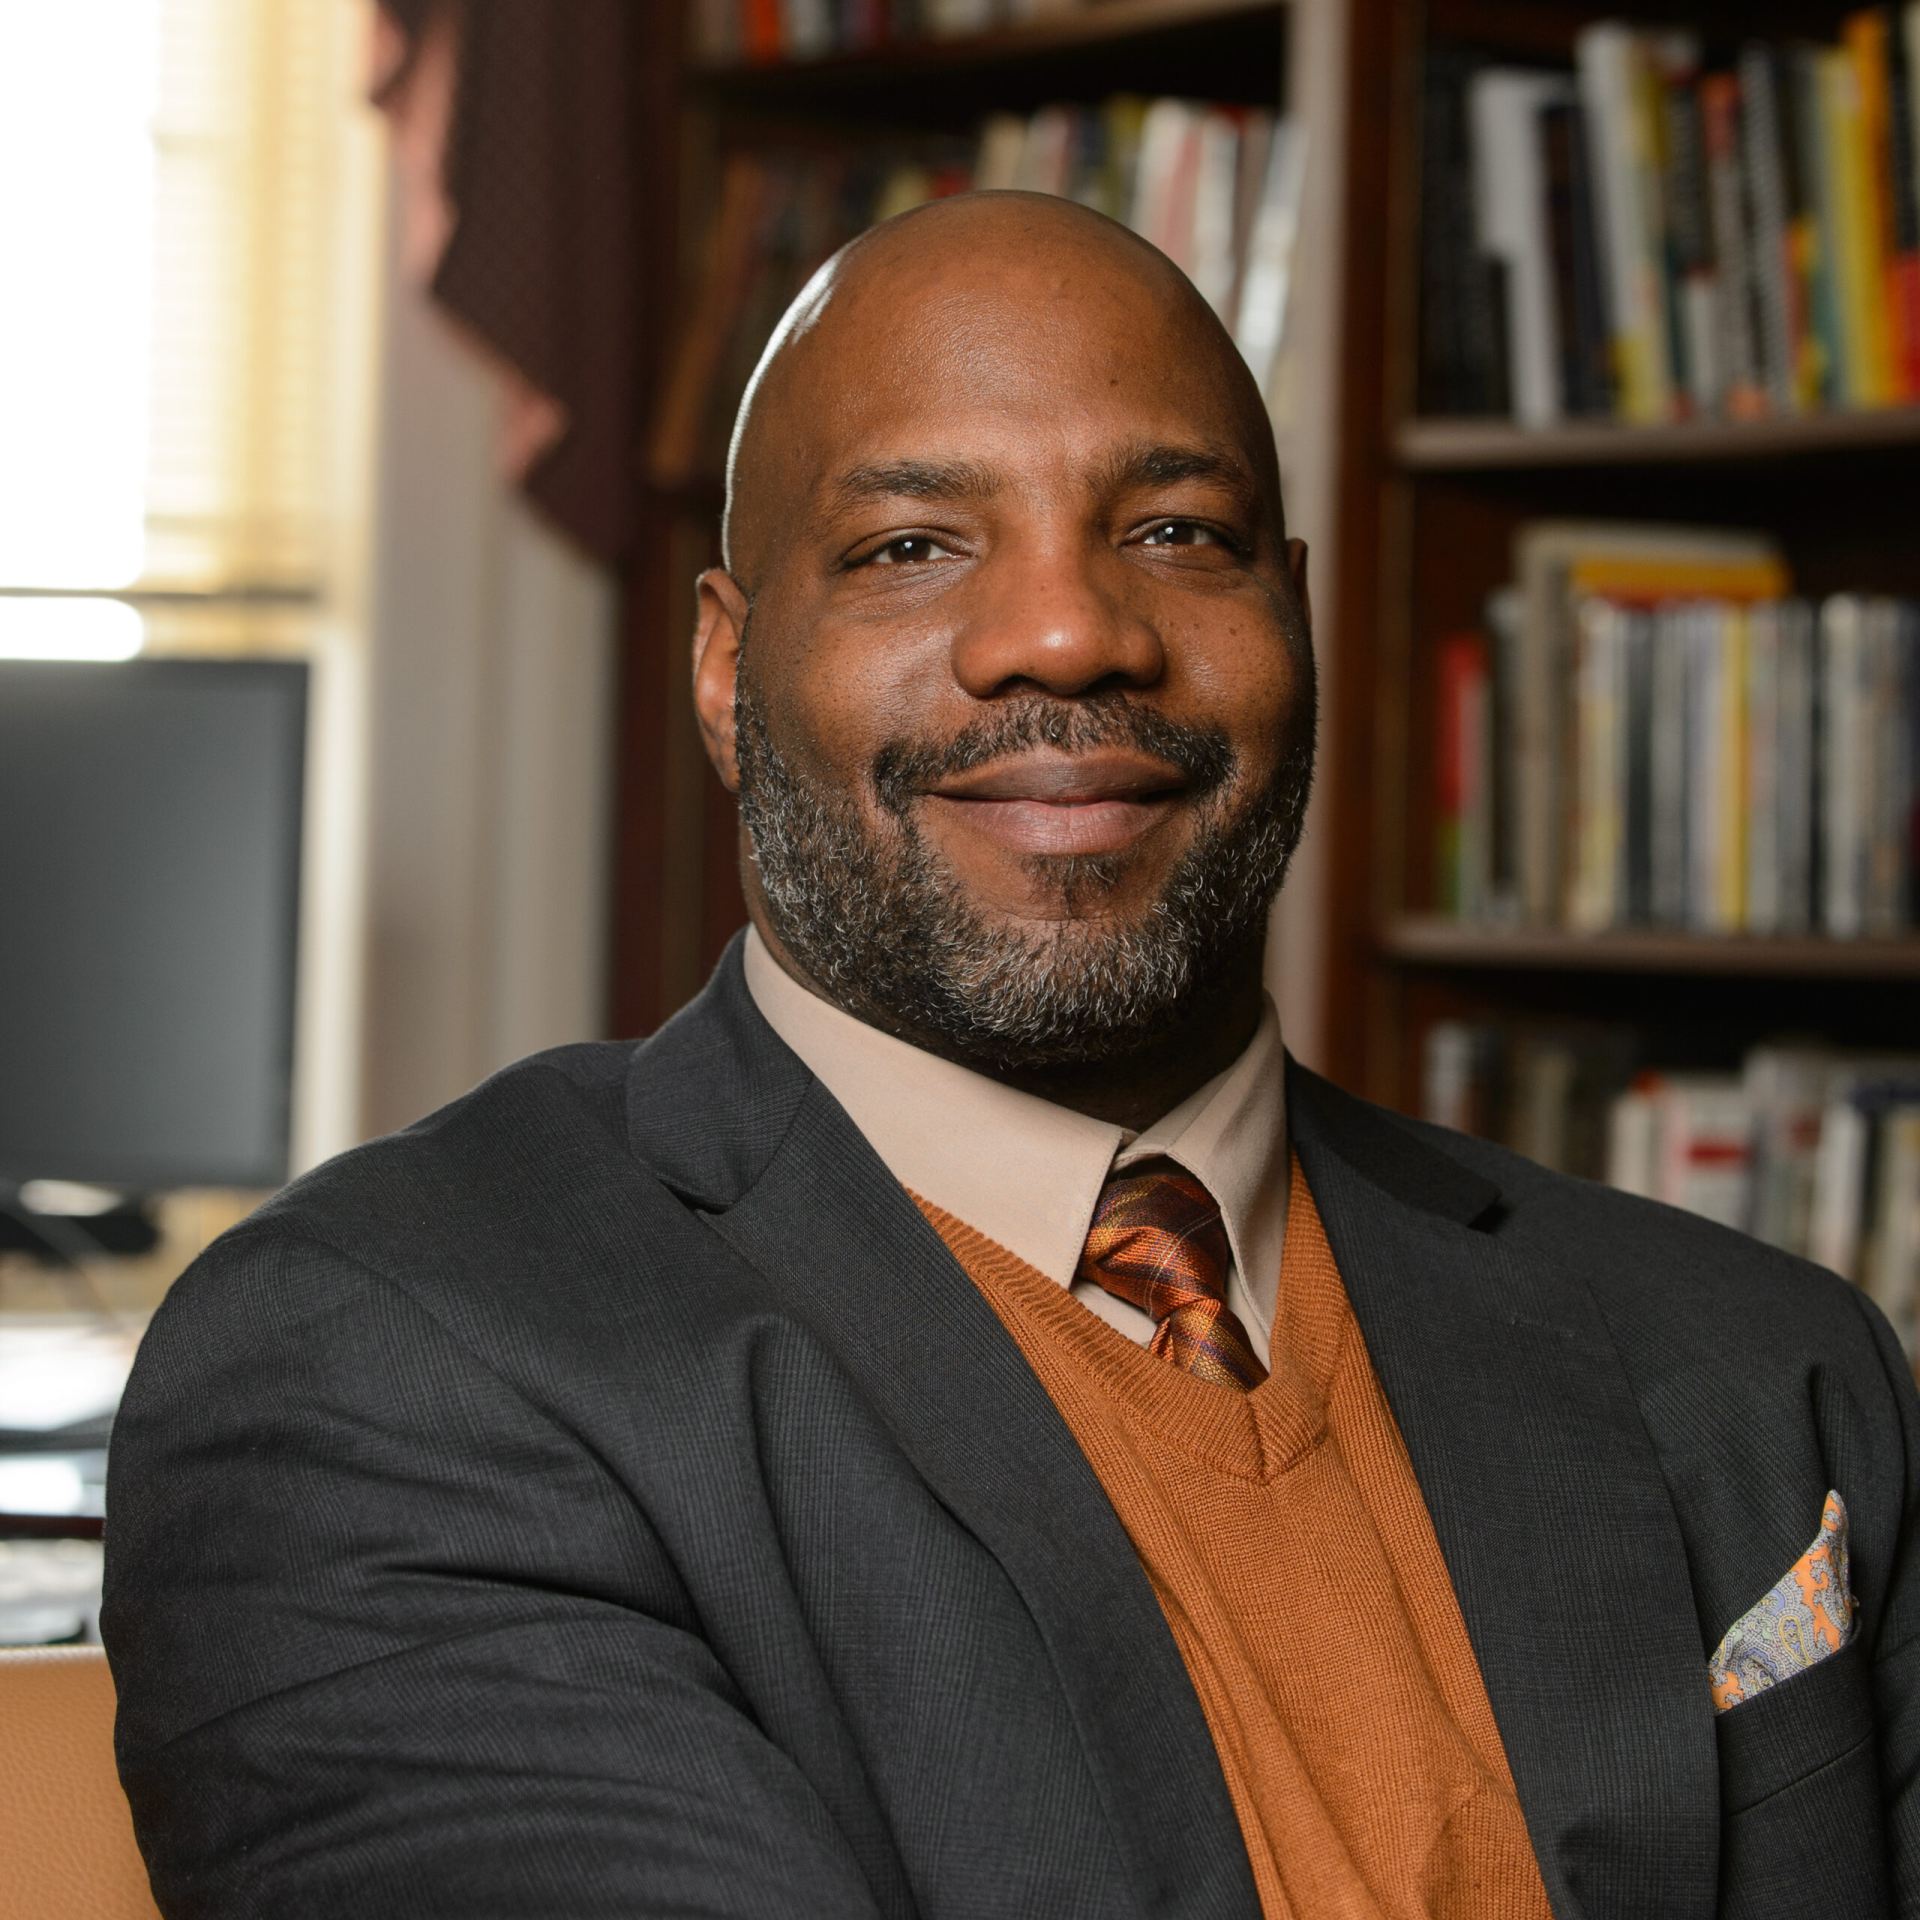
949, 542, 1166, 698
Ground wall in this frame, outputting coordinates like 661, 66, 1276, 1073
356, 175, 617, 1145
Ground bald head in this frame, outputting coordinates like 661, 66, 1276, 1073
720, 191, 1284, 592
689, 189, 1316, 1116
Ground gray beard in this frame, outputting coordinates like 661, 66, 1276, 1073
734, 672, 1314, 1072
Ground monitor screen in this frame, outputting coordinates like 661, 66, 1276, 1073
0, 658, 307, 1190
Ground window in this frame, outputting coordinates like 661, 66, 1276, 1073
0, 0, 374, 658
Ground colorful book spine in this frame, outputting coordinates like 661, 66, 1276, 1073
1434, 633, 1490, 918
1794, 46, 1850, 408
1579, 25, 1675, 421
1887, 4, 1920, 394
1739, 44, 1799, 414
1702, 73, 1768, 418
1847, 8, 1905, 402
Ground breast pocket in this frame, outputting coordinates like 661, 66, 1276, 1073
1716, 1632, 1884, 1919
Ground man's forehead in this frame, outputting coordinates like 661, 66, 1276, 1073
725, 192, 1281, 576
813, 438, 1262, 516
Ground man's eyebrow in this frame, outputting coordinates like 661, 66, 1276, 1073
1095, 440, 1258, 500
823, 458, 1003, 511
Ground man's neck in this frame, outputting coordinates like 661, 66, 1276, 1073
750, 919, 1267, 1133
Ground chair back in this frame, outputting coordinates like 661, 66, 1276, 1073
0, 1646, 159, 1920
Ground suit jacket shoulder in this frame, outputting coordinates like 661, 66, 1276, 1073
1305, 1071, 1915, 1666
1395, 1095, 1890, 1373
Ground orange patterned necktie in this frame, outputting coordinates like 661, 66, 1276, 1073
1078, 1159, 1268, 1391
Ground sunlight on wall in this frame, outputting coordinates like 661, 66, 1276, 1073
0, 601, 145, 662
0, 6, 160, 590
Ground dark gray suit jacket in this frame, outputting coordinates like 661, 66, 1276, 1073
104, 940, 1920, 1917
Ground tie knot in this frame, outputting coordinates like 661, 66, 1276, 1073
1079, 1159, 1231, 1318
1078, 1159, 1265, 1391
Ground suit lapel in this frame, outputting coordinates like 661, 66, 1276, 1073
1289, 1065, 1718, 1920
629, 946, 1258, 1920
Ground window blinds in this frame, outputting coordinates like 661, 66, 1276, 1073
0, 0, 360, 604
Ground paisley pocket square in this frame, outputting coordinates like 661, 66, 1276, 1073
1708, 1490, 1855, 1713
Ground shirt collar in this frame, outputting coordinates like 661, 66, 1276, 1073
742, 928, 1288, 1340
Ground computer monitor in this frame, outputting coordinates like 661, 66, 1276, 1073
0, 657, 307, 1191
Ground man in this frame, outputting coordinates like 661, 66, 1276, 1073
105, 194, 1916, 1917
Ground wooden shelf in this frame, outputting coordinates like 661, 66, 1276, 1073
689, 0, 1284, 94
1379, 917, 1920, 979
1395, 405, 1920, 471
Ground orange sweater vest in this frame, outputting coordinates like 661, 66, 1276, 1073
916, 1156, 1551, 1920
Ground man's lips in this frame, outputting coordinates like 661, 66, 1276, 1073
921, 749, 1189, 857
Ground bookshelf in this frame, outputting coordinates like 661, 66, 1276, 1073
686, 0, 1287, 92
1397, 402, 1920, 468
1382, 916, 1920, 979
1320, 0, 1920, 1154
615, 0, 1917, 1105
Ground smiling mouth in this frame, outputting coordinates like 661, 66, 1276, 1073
921, 749, 1188, 857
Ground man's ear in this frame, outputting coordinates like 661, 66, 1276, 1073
692, 568, 751, 794
1285, 538, 1311, 634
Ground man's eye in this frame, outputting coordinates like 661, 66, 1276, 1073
1139, 520, 1232, 549
863, 535, 955, 566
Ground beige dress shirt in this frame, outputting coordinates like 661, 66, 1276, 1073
743, 927, 1289, 1360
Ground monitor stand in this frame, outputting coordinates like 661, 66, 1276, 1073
0, 1185, 161, 1265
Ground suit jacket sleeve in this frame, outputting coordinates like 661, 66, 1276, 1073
1858, 1286, 1920, 1912
102, 1223, 888, 1920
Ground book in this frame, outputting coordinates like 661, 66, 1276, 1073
1775, 598, 1820, 933
1695, 601, 1749, 933
1865, 596, 1916, 932
1541, 97, 1615, 416
1567, 596, 1628, 930
1432, 527, 1920, 942
1470, 69, 1577, 427
1650, 601, 1691, 926
1233, 119, 1309, 402
1794, 45, 1852, 407
1744, 1044, 1836, 1248
1578, 24, 1676, 421
1661, 48, 1719, 417
1846, 7, 1903, 404
1420, 17, 1920, 424
1652, 1073, 1755, 1228
1607, 1078, 1663, 1198
1746, 599, 1783, 932
1888, 4, 1920, 394
1826, 44, 1890, 406
1701, 72, 1768, 419
1484, 586, 1525, 924
1419, 47, 1510, 416
1822, 594, 1871, 934
1512, 523, 1787, 926
1740, 43, 1800, 413
1434, 631, 1492, 918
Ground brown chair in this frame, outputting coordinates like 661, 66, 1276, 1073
0, 1646, 160, 1920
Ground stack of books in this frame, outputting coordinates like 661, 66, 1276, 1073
1423, 1026, 1920, 1351
692, 1, 1089, 64
1420, 9, 1920, 425
1432, 521, 1920, 937
652, 100, 1306, 484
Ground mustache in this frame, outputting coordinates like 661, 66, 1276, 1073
870, 695, 1235, 818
